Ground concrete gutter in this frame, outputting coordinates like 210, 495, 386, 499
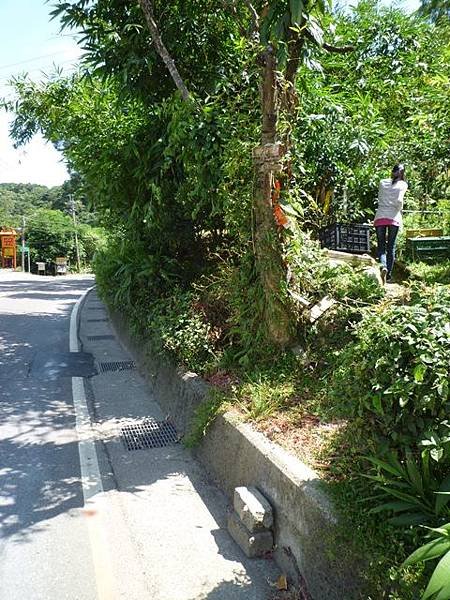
110, 309, 363, 600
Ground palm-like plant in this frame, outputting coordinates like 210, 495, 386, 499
403, 522, 450, 600
365, 451, 450, 526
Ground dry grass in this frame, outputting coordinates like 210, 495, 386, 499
235, 406, 347, 474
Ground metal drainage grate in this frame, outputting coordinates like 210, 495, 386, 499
87, 334, 116, 341
98, 360, 136, 373
87, 318, 109, 322
121, 419, 178, 450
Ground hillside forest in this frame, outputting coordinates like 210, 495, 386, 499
0, 181, 105, 268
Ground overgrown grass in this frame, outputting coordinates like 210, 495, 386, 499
407, 260, 450, 285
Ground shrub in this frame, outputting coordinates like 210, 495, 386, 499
403, 523, 450, 600
330, 285, 450, 453
408, 261, 450, 286
317, 263, 385, 304
145, 288, 219, 374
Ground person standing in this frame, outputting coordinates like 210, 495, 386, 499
374, 164, 408, 283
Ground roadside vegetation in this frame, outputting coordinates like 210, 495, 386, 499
0, 181, 105, 270
2, 0, 449, 597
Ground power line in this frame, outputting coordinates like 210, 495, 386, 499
0, 51, 80, 72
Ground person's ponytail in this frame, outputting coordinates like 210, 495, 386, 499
392, 163, 405, 184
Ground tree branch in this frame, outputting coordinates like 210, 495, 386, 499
305, 30, 354, 53
221, 0, 259, 38
138, 0, 190, 101
322, 41, 355, 54
244, 0, 259, 35
220, 0, 249, 38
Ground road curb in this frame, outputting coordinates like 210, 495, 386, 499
108, 307, 364, 600
70, 285, 117, 600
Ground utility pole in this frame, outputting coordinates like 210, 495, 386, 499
21, 216, 26, 272
69, 195, 81, 272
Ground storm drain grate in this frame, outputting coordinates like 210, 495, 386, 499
87, 318, 109, 322
87, 334, 116, 341
98, 360, 136, 373
121, 419, 178, 450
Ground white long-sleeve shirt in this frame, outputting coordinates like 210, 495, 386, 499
374, 179, 408, 227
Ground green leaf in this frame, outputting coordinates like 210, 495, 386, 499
414, 363, 427, 383
432, 447, 445, 462
405, 451, 424, 494
435, 580, 450, 600
389, 512, 429, 526
378, 487, 430, 509
403, 538, 450, 567
436, 474, 450, 514
290, 0, 304, 26
365, 455, 405, 478
369, 501, 418, 514
425, 524, 450, 537
372, 394, 384, 415
422, 550, 450, 600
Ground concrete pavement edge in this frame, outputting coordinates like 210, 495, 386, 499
105, 306, 365, 600
70, 285, 118, 600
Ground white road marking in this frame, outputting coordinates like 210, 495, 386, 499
70, 286, 117, 600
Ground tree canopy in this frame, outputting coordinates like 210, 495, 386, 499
3, 0, 449, 327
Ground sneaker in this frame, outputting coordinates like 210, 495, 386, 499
380, 266, 388, 285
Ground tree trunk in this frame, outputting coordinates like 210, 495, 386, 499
261, 47, 277, 144
284, 34, 305, 111
252, 47, 295, 347
138, 0, 190, 101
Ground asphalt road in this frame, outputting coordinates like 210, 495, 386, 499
0, 271, 96, 600
0, 271, 278, 600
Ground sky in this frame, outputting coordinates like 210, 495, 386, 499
0, 0, 421, 189
0, 0, 81, 187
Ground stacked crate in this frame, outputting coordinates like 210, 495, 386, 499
319, 223, 371, 254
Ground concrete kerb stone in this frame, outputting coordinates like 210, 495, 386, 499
108, 306, 363, 600
227, 511, 274, 558
234, 486, 273, 531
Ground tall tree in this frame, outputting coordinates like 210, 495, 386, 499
137, 0, 190, 100
30, 0, 356, 346
248, 0, 353, 345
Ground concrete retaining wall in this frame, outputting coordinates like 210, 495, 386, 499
110, 309, 363, 599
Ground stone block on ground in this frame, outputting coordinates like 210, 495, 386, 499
362, 265, 383, 287
309, 296, 336, 323
326, 249, 376, 266
227, 511, 273, 558
234, 486, 273, 532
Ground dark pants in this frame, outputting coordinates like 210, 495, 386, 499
375, 225, 399, 276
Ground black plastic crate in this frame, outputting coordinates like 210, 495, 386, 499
319, 223, 371, 254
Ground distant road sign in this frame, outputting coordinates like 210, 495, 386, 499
1, 236, 16, 247
19, 246, 30, 252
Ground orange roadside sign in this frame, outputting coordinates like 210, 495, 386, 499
1, 236, 16, 248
